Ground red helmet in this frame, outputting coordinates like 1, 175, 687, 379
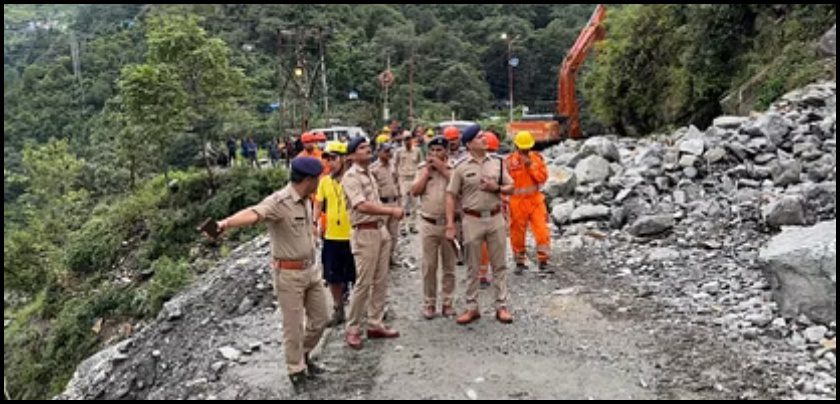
314, 131, 327, 142
443, 126, 460, 141
483, 131, 499, 151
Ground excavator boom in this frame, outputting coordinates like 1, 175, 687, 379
506, 4, 606, 149
558, 4, 606, 139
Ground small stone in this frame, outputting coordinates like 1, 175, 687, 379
466, 388, 478, 400
701, 281, 720, 295
803, 325, 829, 343
219, 346, 242, 361
211, 361, 226, 374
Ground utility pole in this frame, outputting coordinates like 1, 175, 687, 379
383, 52, 390, 122
408, 48, 415, 127
277, 29, 284, 136
507, 37, 514, 123
319, 27, 329, 126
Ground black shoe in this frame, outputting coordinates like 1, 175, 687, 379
514, 264, 527, 275
327, 306, 345, 328
305, 354, 327, 376
539, 262, 554, 274
289, 370, 308, 392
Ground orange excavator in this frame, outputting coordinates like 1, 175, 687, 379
506, 4, 606, 150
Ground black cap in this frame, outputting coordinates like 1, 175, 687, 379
460, 123, 481, 145
348, 136, 368, 153
427, 135, 448, 148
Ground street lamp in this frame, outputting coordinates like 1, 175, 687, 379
293, 65, 304, 78
501, 33, 515, 123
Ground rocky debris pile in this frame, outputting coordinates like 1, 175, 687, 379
58, 236, 288, 400
546, 81, 836, 235
545, 81, 836, 399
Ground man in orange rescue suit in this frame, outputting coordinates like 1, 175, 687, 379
342, 136, 404, 349
445, 124, 515, 325
506, 131, 552, 275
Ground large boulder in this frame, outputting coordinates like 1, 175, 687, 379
713, 116, 749, 129
581, 137, 620, 162
627, 214, 674, 237
755, 113, 793, 146
678, 125, 705, 156
770, 160, 802, 187
759, 220, 836, 324
570, 204, 610, 222
762, 195, 806, 228
551, 200, 576, 225
574, 155, 611, 185
544, 166, 577, 199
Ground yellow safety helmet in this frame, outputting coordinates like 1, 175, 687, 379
375, 133, 391, 145
381, 126, 392, 134
514, 131, 535, 150
425, 128, 435, 138
324, 141, 347, 156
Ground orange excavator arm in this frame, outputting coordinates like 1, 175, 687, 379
557, 4, 606, 139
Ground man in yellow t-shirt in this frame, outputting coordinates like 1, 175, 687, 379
314, 141, 354, 327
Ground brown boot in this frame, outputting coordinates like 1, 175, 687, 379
441, 304, 456, 317
422, 305, 437, 320
456, 309, 481, 325
345, 329, 363, 349
496, 307, 514, 324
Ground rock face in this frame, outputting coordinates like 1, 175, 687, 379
759, 220, 836, 324
818, 24, 836, 57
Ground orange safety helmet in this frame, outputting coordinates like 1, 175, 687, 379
301, 132, 317, 143
314, 131, 327, 142
443, 126, 460, 141
483, 131, 500, 152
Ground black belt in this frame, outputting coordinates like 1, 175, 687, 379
380, 196, 399, 203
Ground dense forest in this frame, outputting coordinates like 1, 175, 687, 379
3, 4, 835, 399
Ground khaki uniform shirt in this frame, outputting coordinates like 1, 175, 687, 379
251, 184, 315, 261
417, 160, 453, 219
446, 153, 513, 212
342, 163, 384, 225
370, 159, 400, 199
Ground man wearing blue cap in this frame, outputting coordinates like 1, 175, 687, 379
445, 124, 516, 325
341, 136, 405, 349
205, 156, 328, 390
411, 136, 457, 319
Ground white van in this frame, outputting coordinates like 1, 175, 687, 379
308, 126, 369, 143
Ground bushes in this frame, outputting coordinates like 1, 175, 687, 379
582, 4, 836, 135
146, 256, 191, 313
5, 165, 288, 399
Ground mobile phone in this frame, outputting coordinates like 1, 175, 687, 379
198, 218, 221, 239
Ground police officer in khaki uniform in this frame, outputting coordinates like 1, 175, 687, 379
207, 156, 328, 389
370, 142, 401, 264
411, 136, 457, 319
395, 131, 422, 234
342, 137, 404, 349
445, 124, 515, 325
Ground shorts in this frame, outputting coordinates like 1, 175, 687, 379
321, 239, 356, 284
